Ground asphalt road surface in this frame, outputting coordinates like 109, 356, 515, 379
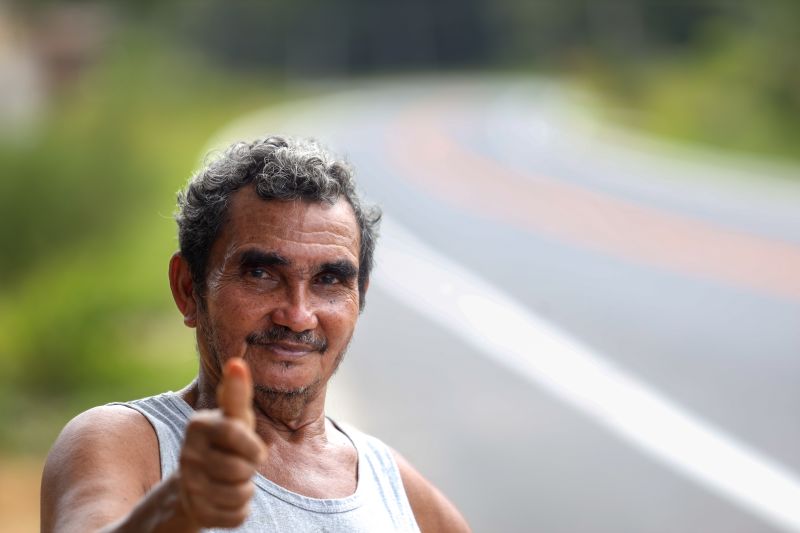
210, 76, 800, 533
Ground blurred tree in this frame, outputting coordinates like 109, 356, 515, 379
579, 0, 800, 160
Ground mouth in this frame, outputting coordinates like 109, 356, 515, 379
257, 342, 318, 358
246, 327, 327, 359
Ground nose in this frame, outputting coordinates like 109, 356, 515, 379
270, 284, 318, 333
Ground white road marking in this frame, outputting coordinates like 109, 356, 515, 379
374, 216, 800, 533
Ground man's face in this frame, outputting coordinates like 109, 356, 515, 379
196, 187, 362, 414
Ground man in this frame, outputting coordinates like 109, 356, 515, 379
41, 136, 470, 532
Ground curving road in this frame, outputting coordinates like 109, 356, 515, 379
210, 76, 800, 533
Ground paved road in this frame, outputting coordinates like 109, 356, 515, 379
211, 77, 800, 532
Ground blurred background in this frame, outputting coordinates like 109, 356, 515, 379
1, 0, 798, 531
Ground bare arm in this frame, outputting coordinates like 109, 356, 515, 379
40, 405, 197, 533
41, 360, 264, 533
392, 449, 472, 533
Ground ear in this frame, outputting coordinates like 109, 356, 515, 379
169, 252, 198, 328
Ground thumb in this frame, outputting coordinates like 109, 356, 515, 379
217, 357, 255, 429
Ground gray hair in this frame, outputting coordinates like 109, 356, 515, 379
175, 135, 381, 308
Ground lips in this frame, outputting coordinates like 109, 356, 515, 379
246, 327, 327, 354
259, 342, 317, 358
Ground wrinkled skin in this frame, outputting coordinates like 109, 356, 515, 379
40, 189, 471, 532
184, 189, 363, 425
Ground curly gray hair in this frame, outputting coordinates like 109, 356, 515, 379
175, 135, 381, 308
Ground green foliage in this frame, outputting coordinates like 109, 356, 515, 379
0, 27, 284, 453
574, 2, 800, 162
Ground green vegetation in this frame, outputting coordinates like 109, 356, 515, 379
570, 2, 800, 162
0, 27, 288, 453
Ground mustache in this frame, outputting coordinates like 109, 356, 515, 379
246, 326, 327, 352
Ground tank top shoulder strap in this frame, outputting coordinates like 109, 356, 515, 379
329, 419, 420, 531
108, 392, 191, 478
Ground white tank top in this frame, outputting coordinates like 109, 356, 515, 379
115, 392, 421, 532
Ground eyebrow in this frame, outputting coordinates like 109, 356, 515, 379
238, 249, 357, 279
318, 260, 358, 280
238, 249, 289, 268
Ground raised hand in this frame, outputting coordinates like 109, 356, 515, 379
177, 358, 266, 529
217, 357, 257, 430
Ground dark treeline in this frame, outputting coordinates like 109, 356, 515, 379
20, 0, 784, 74
164, 0, 746, 75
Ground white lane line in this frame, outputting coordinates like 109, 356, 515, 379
373, 216, 800, 533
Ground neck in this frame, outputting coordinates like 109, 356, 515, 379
181, 374, 330, 444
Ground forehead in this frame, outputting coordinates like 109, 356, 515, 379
213, 187, 360, 264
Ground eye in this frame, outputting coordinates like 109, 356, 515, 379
317, 273, 341, 285
247, 267, 270, 279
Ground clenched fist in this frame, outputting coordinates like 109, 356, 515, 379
177, 358, 266, 529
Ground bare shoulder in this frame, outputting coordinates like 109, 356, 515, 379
41, 404, 161, 532
44, 404, 158, 470
391, 448, 472, 533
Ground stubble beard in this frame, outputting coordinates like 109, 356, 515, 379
197, 311, 351, 420
251, 338, 350, 420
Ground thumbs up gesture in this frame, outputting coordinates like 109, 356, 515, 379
217, 358, 256, 429
177, 358, 266, 529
